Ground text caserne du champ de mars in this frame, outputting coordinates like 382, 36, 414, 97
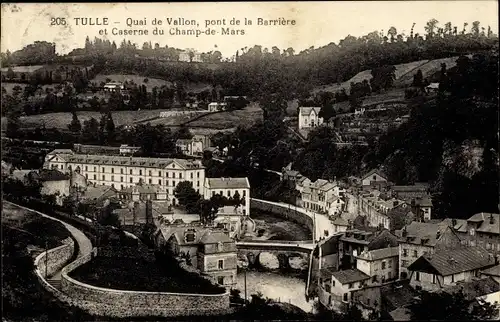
54, 17, 296, 37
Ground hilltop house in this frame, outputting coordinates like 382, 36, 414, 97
179, 49, 203, 63
395, 221, 462, 280
298, 107, 323, 130
407, 246, 497, 292
452, 213, 500, 261
361, 169, 388, 188
204, 177, 250, 216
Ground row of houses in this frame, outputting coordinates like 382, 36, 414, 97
310, 212, 500, 319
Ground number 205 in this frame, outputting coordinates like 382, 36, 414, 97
51, 18, 67, 25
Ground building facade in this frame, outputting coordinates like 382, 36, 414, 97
298, 107, 323, 130
204, 177, 250, 216
43, 149, 205, 206
453, 213, 500, 261
197, 232, 238, 287
355, 247, 399, 284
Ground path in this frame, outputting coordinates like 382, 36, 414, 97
4, 201, 92, 290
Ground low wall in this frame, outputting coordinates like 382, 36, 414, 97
251, 199, 313, 234
60, 248, 231, 318
34, 237, 75, 278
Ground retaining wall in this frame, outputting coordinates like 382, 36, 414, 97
59, 249, 231, 318
250, 199, 313, 234
34, 237, 75, 278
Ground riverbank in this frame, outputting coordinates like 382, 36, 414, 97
242, 209, 312, 241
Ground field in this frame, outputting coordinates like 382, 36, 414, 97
186, 104, 263, 130
91, 74, 212, 93
312, 56, 463, 95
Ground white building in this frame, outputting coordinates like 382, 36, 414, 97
204, 177, 250, 216
208, 102, 228, 112
103, 81, 124, 92
119, 144, 141, 155
296, 178, 344, 216
298, 107, 323, 130
43, 149, 205, 206
355, 247, 399, 284
179, 49, 203, 63
176, 135, 211, 156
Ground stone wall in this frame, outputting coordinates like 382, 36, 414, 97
59, 249, 232, 318
34, 237, 75, 278
250, 199, 313, 234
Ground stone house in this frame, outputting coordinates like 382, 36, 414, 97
204, 177, 251, 216
395, 221, 462, 280
339, 229, 399, 269
407, 246, 497, 292
355, 247, 399, 285
318, 268, 370, 312
298, 107, 323, 130
360, 169, 388, 188
452, 213, 500, 261
197, 231, 237, 287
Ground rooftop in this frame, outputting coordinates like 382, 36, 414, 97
395, 221, 454, 247
299, 106, 321, 116
361, 168, 387, 181
444, 277, 500, 300
467, 213, 500, 235
38, 169, 69, 182
356, 246, 399, 261
331, 269, 370, 284
159, 225, 232, 247
205, 177, 250, 189
408, 246, 496, 276
481, 264, 500, 277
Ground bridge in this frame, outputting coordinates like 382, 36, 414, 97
236, 240, 316, 270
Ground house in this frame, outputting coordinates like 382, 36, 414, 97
155, 224, 237, 287
208, 102, 228, 112
390, 183, 430, 202
452, 213, 500, 261
176, 136, 210, 156
331, 216, 350, 234
197, 231, 238, 287
425, 82, 440, 93
480, 264, 500, 283
79, 184, 118, 207
355, 247, 399, 285
178, 49, 202, 62
119, 145, 141, 155
354, 107, 366, 116
318, 268, 370, 312
297, 178, 344, 216
360, 169, 388, 187
339, 229, 399, 269
395, 221, 462, 280
36, 169, 71, 205
298, 107, 323, 130
103, 81, 124, 92
175, 139, 192, 155
309, 234, 343, 297
204, 177, 250, 216
43, 150, 205, 205
118, 184, 168, 202
413, 196, 433, 221
407, 246, 497, 292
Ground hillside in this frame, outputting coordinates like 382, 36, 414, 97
312, 56, 463, 95
91, 74, 212, 93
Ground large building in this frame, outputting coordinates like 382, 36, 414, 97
296, 178, 345, 217
43, 149, 205, 206
204, 177, 250, 216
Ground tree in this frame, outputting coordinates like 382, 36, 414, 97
471, 21, 480, 36
408, 289, 499, 321
425, 18, 439, 38
318, 102, 336, 123
7, 67, 15, 80
387, 26, 397, 43
198, 199, 219, 225
412, 69, 424, 88
67, 111, 82, 133
174, 181, 201, 213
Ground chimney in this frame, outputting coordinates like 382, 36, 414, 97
452, 218, 457, 227
489, 214, 494, 224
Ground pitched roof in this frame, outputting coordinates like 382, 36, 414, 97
299, 107, 321, 116
331, 269, 370, 284
199, 231, 232, 244
81, 185, 117, 200
176, 139, 192, 145
408, 246, 496, 276
205, 177, 250, 189
392, 184, 429, 193
395, 221, 456, 247
444, 277, 500, 300
356, 247, 399, 261
481, 264, 500, 277
361, 169, 387, 181
316, 234, 341, 257
50, 151, 204, 170
467, 213, 500, 235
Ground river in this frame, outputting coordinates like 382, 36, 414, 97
234, 270, 314, 313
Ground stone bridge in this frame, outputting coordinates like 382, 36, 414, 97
236, 240, 314, 270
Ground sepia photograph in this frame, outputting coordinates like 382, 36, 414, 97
1, 1, 499, 321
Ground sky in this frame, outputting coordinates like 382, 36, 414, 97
1, 1, 498, 58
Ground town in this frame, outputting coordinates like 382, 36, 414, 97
2, 5, 499, 322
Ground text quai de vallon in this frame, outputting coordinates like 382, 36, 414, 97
51, 17, 297, 36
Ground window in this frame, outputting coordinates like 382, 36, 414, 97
197, 172, 200, 178
413, 250, 418, 258
149, 171, 152, 176
85, 166, 88, 171
111, 184, 115, 188
111, 175, 114, 181
372, 276, 377, 283
401, 260, 408, 267
149, 179, 152, 184
130, 169, 133, 175
403, 249, 408, 257
166, 180, 169, 186
139, 170, 142, 175
121, 185, 124, 190
373, 175, 376, 180
173, 173, 176, 178
111, 168, 114, 174
94, 167, 96, 172
173, 180, 176, 186
85, 174, 88, 179
220, 190, 223, 195
388, 260, 392, 268
331, 280, 335, 286
382, 261, 386, 269
343, 293, 348, 302
197, 181, 200, 187
470, 229, 475, 236
451, 274, 455, 282
227, 191, 231, 197
120, 168, 123, 174
179, 173, 182, 179
130, 178, 133, 183
217, 277, 224, 285
159, 171, 161, 176
432, 274, 436, 284
348, 283, 353, 289
218, 260, 224, 269
243, 190, 246, 197
212, 191, 215, 197
159, 179, 162, 185
94, 174, 96, 180
121, 177, 123, 182
415, 272, 420, 281
102, 167, 105, 172
166, 172, 170, 178
191, 173, 193, 179
102, 175, 106, 180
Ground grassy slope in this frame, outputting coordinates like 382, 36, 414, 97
312, 56, 462, 95
186, 103, 263, 130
